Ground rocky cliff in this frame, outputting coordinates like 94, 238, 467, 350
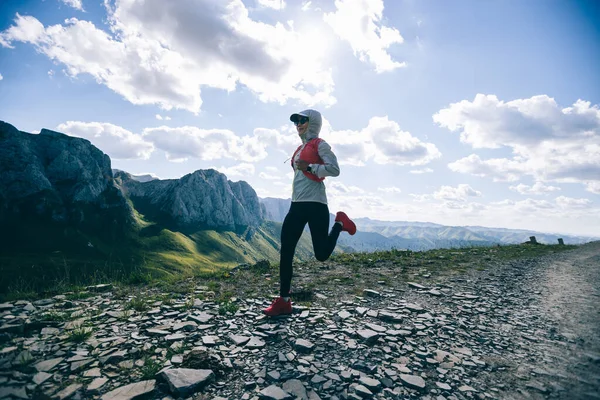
0, 121, 132, 250
117, 169, 264, 233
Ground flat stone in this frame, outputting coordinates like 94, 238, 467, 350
282, 379, 307, 399
71, 359, 94, 372
188, 312, 214, 323
363, 289, 381, 297
526, 381, 548, 393
458, 385, 477, 392
166, 333, 186, 341
55, 383, 82, 400
0, 346, 17, 355
399, 374, 426, 390
87, 378, 109, 392
366, 323, 386, 332
83, 367, 102, 377
173, 321, 197, 331
32, 372, 53, 385
147, 328, 170, 336
100, 380, 156, 400
294, 339, 314, 353
229, 334, 250, 346
99, 350, 127, 365
359, 376, 381, 391
41, 327, 60, 336
354, 384, 373, 398
0, 387, 28, 400
34, 357, 64, 372
159, 368, 214, 397
405, 303, 424, 312
246, 336, 266, 349
452, 347, 473, 356
408, 282, 427, 289
258, 384, 293, 400
202, 335, 219, 345
357, 329, 380, 343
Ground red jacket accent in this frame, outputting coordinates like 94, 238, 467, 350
291, 138, 325, 182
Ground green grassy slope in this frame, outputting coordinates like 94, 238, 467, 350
0, 211, 316, 298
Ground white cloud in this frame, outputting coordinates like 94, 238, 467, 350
509, 182, 561, 195
433, 184, 482, 201
377, 186, 401, 193
409, 193, 430, 202
61, 0, 84, 11
213, 163, 255, 178
142, 125, 268, 162
155, 114, 171, 121
410, 168, 433, 174
254, 127, 299, 157
586, 181, 600, 194
435, 94, 600, 187
321, 116, 441, 166
0, 1, 336, 113
0, 14, 45, 47
324, 0, 405, 72
57, 121, 154, 160
257, 0, 286, 10
555, 196, 592, 209
301, 1, 312, 11
328, 181, 366, 195
0, 73, 3, 81
448, 154, 523, 182
259, 172, 281, 180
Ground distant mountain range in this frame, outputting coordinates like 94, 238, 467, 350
1, 120, 596, 293
259, 197, 597, 251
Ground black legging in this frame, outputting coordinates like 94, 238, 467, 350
279, 201, 342, 297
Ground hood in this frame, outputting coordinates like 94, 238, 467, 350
290, 109, 322, 143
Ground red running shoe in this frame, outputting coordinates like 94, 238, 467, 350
335, 211, 357, 235
263, 297, 292, 316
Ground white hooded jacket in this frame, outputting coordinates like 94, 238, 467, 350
290, 109, 340, 204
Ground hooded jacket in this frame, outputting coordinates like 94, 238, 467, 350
290, 109, 340, 204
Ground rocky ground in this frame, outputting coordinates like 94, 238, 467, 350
0, 242, 599, 400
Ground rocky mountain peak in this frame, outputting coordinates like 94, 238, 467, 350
119, 168, 264, 233
0, 121, 133, 249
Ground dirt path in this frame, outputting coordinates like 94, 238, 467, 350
519, 241, 600, 399
438, 242, 600, 399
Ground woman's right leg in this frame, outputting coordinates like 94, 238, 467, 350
308, 203, 342, 262
279, 202, 308, 297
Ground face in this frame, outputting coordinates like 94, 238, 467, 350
295, 116, 309, 136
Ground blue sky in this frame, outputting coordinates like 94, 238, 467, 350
1, 0, 599, 236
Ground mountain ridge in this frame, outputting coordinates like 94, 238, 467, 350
259, 198, 597, 251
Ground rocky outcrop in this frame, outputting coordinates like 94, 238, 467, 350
0, 121, 132, 248
117, 169, 263, 233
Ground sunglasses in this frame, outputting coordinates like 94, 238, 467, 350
294, 116, 309, 126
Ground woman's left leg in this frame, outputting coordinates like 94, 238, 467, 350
308, 202, 342, 262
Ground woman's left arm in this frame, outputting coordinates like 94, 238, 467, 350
310, 140, 340, 178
